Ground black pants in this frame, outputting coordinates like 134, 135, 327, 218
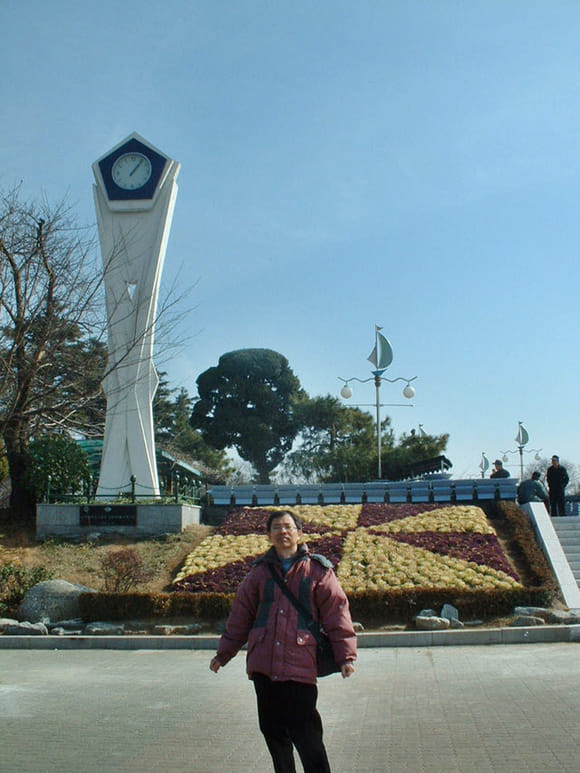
252, 673, 331, 773
550, 492, 566, 516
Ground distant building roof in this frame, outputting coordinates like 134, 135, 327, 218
75, 439, 203, 481
401, 455, 453, 479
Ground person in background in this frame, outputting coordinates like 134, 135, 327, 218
490, 459, 510, 478
209, 510, 357, 773
546, 455, 569, 517
517, 471, 549, 510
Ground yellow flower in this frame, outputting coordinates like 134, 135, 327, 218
174, 534, 270, 580
289, 504, 362, 531
374, 505, 494, 535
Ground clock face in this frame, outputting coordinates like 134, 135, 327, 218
111, 153, 153, 190
96, 135, 170, 202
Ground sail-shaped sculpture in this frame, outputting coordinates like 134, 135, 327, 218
516, 422, 529, 447
367, 326, 393, 373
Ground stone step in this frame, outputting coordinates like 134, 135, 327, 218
552, 519, 580, 589
556, 547, 580, 556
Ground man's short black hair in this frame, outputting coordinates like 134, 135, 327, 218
267, 510, 302, 532
532, 471, 541, 480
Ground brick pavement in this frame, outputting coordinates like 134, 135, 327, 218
1, 644, 579, 772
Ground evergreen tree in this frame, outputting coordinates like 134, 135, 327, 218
191, 349, 302, 483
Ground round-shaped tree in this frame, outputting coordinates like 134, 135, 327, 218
190, 349, 302, 483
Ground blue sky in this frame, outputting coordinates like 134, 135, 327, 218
2, 1, 578, 478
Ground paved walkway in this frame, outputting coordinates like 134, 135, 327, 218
1, 644, 579, 772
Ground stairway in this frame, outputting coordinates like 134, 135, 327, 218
552, 518, 580, 588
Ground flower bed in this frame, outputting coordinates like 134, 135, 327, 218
173, 503, 522, 597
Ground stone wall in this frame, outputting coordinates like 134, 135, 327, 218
36, 503, 201, 539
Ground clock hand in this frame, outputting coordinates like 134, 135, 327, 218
129, 159, 144, 177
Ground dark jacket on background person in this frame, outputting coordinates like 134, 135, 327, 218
547, 464, 569, 494
214, 544, 357, 685
517, 475, 549, 506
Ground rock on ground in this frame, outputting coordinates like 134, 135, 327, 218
3, 621, 49, 635
18, 579, 97, 623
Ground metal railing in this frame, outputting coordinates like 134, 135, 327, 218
207, 478, 520, 507
44, 472, 203, 506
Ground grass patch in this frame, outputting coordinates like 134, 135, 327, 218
0, 522, 213, 596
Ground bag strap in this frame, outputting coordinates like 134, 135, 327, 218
267, 563, 324, 646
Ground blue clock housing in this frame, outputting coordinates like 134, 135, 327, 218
98, 137, 168, 200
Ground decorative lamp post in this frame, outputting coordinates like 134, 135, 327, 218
501, 421, 542, 479
339, 325, 417, 479
515, 421, 528, 480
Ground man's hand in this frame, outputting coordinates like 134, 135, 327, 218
209, 657, 222, 673
341, 662, 355, 678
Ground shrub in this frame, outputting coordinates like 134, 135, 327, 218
25, 435, 90, 503
347, 586, 553, 626
0, 563, 54, 617
78, 591, 234, 621
100, 548, 154, 592
490, 500, 558, 592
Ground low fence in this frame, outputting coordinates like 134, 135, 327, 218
207, 478, 519, 507
46, 474, 202, 506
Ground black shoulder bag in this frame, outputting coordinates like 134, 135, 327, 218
267, 564, 340, 677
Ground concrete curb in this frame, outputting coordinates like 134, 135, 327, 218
1, 624, 579, 650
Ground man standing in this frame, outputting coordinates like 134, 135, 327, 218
546, 455, 569, 517
210, 510, 357, 773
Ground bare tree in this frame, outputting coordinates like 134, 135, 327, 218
0, 186, 106, 515
0, 186, 195, 517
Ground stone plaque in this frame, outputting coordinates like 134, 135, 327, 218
80, 505, 137, 526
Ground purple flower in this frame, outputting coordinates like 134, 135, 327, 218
385, 531, 520, 581
358, 502, 442, 527
174, 555, 258, 593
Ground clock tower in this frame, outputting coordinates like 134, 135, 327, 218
92, 133, 180, 497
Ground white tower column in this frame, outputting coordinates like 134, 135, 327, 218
92, 133, 180, 497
